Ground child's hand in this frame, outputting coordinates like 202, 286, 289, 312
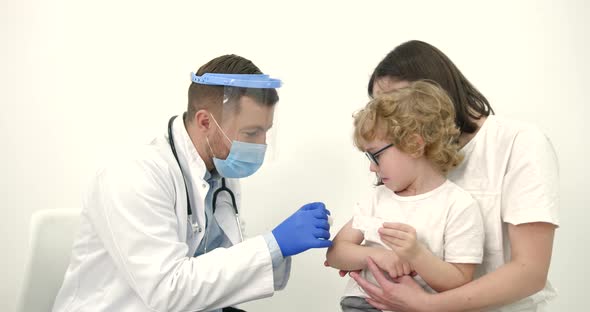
373, 250, 415, 278
379, 222, 425, 262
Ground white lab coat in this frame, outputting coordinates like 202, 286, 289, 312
52, 116, 290, 312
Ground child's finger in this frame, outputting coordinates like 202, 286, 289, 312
402, 262, 412, 275
380, 235, 404, 248
382, 222, 414, 233
395, 264, 405, 278
379, 239, 395, 250
378, 227, 410, 240
390, 267, 400, 278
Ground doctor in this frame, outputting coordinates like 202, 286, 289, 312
53, 54, 333, 312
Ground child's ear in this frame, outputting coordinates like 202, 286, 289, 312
409, 134, 425, 158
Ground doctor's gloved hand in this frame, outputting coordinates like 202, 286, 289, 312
272, 202, 332, 257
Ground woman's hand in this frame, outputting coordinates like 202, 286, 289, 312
350, 256, 432, 312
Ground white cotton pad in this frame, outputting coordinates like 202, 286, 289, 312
352, 215, 385, 243
327, 215, 334, 226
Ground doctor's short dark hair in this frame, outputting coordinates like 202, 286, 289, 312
187, 54, 279, 121
368, 40, 493, 134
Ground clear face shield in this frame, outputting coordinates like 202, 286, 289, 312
191, 72, 282, 178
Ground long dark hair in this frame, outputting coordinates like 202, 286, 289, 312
368, 40, 493, 134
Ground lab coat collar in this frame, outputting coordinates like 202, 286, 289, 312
170, 114, 208, 182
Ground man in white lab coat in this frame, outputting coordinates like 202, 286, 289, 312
52, 54, 333, 312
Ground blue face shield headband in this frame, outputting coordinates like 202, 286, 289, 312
191, 72, 282, 88
193, 72, 282, 178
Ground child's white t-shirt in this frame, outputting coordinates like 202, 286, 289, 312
447, 116, 559, 312
343, 180, 485, 297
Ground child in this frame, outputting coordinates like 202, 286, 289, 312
326, 80, 485, 312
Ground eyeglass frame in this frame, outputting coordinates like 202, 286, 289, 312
364, 143, 394, 166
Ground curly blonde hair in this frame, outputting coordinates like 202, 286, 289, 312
353, 80, 463, 174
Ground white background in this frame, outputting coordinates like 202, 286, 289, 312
1, 0, 588, 311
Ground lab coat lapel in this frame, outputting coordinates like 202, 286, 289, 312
170, 116, 208, 247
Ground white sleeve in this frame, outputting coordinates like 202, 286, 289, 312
351, 189, 384, 244
352, 215, 385, 243
352, 198, 368, 218
233, 179, 291, 291
86, 159, 274, 312
444, 196, 485, 264
501, 128, 560, 226
352, 187, 383, 217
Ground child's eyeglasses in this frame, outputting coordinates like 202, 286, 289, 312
365, 143, 394, 166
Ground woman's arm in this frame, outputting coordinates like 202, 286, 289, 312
352, 222, 556, 312
428, 222, 555, 311
379, 222, 476, 292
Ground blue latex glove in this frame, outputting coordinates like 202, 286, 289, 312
272, 202, 332, 257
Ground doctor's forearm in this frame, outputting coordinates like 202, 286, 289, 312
326, 242, 387, 271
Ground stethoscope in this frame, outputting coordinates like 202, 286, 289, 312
167, 115, 243, 242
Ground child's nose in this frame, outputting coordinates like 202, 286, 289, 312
369, 162, 378, 173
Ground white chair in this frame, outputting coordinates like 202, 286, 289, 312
16, 209, 81, 312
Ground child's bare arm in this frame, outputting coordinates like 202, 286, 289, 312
410, 248, 476, 292
379, 222, 476, 292
326, 219, 391, 271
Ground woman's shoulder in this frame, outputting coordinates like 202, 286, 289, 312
466, 116, 554, 162
443, 179, 472, 195
487, 116, 550, 143
490, 116, 556, 160
440, 180, 480, 210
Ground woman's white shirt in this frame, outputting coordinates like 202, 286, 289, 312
448, 115, 559, 312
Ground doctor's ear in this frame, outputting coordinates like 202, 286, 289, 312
194, 110, 213, 132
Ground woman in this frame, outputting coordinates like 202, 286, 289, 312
346, 40, 559, 312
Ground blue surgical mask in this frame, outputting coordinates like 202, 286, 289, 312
206, 115, 267, 178
212, 140, 267, 178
